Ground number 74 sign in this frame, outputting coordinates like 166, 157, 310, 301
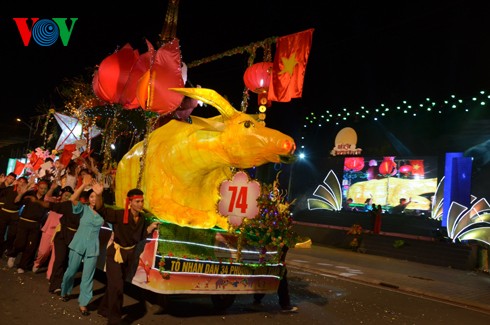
218, 171, 261, 226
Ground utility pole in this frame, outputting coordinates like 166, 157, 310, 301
158, 0, 180, 46
16, 118, 33, 153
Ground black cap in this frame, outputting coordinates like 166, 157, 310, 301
61, 186, 74, 194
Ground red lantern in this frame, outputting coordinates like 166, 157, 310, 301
399, 164, 413, 174
344, 157, 365, 172
243, 62, 273, 93
379, 157, 397, 176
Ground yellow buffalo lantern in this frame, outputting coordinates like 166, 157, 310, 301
115, 88, 296, 229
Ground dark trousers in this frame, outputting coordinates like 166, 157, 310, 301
48, 228, 75, 292
254, 268, 291, 307
7, 220, 40, 269
98, 245, 139, 325
0, 211, 18, 255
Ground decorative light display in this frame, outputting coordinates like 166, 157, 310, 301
300, 90, 489, 148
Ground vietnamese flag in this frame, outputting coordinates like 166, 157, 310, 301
268, 28, 314, 102
59, 143, 77, 167
14, 160, 26, 175
29, 152, 44, 171
410, 160, 425, 176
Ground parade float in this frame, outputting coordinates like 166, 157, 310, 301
87, 3, 312, 308
95, 87, 299, 309
11, 2, 312, 309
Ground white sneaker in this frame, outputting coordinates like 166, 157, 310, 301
7, 257, 15, 268
17, 268, 24, 274
32, 266, 39, 273
281, 305, 299, 313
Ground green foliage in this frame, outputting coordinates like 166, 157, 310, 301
346, 224, 363, 250
236, 178, 298, 262
155, 221, 226, 260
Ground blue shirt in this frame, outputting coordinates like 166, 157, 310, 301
68, 202, 104, 257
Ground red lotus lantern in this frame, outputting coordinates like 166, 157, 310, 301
399, 164, 413, 174
379, 157, 397, 176
243, 62, 273, 94
344, 157, 365, 172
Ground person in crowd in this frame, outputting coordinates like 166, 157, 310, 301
391, 197, 412, 214
0, 172, 16, 190
58, 175, 104, 316
99, 164, 116, 205
342, 198, 357, 211
32, 183, 74, 276
0, 172, 19, 211
36, 183, 86, 294
364, 198, 374, 212
38, 157, 56, 182
75, 168, 93, 190
6, 179, 50, 273
61, 160, 79, 190
253, 245, 298, 312
373, 204, 383, 234
97, 188, 160, 324
51, 159, 66, 186
0, 173, 28, 258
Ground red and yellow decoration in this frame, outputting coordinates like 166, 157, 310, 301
218, 171, 261, 227
267, 28, 314, 103
379, 156, 397, 176
93, 39, 184, 114
344, 157, 365, 172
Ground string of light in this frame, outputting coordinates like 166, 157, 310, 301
303, 90, 488, 128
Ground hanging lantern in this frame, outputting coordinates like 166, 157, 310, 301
243, 62, 273, 94
379, 157, 397, 176
399, 164, 413, 174
344, 157, 365, 172
368, 159, 378, 167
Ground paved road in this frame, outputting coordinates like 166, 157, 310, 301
1, 244, 489, 324
287, 245, 490, 314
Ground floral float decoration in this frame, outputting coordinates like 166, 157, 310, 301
231, 172, 298, 263
25, 147, 56, 173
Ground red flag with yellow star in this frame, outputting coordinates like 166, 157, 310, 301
268, 28, 314, 102
410, 160, 425, 176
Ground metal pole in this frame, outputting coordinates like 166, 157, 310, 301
287, 163, 294, 202
27, 125, 32, 151
16, 118, 33, 152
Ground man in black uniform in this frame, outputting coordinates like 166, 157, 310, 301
97, 188, 160, 325
0, 174, 28, 261
7, 179, 49, 273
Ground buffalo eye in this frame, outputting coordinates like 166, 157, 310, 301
241, 120, 254, 128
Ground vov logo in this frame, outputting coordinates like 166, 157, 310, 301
13, 18, 78, 47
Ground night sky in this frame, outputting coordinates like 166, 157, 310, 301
2, 1, 490, 144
